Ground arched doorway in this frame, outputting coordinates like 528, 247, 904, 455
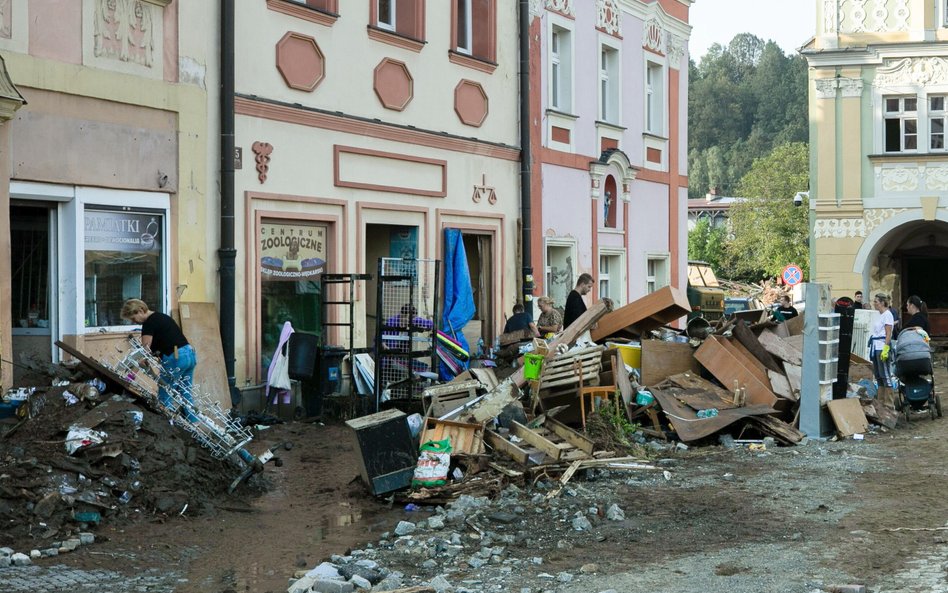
858, 219, 948, 336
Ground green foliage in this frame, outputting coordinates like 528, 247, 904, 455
597, 398, 640, 447
688, 218, 728, 271
688, 35, 808, 198
725, 142, 810, 281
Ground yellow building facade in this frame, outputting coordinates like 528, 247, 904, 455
806, 0, 948, 333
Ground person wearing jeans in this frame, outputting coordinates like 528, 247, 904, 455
121, 299, 199, 421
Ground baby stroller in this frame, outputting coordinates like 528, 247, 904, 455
894, 328, 942, 422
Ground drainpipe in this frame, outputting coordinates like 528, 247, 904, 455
219, 0, 238, 405
519, 0, 534, 316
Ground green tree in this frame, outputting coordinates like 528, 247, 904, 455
726, 142, 810, 281
688, 218, 728, 271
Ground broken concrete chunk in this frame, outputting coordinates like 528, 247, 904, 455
394, 521, 416, 536
605, 504, 625, 521
11, 552, 31, 566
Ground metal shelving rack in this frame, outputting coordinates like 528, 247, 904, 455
374, 258, 440, 412
320, 273, 372, 394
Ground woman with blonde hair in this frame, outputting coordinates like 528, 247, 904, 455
536, 296, 563, 337
870, 293, 895, 407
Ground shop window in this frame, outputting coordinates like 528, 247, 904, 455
10, 205, 51, 330
258, 220, 327, 376
371, 0, 425, 42
452, 0, 496, 63
84, 209, 164, 328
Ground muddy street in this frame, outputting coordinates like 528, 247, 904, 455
4, 367, 948, 593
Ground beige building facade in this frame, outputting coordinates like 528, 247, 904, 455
805, 0, 948, 333
0, 0, 220, 388
234, 1, 521, 384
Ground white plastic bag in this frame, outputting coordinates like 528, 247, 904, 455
65, 426, 106, 455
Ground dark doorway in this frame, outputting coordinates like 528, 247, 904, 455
901, 248, 948, 336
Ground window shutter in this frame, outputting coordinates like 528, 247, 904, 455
472, 0, 493, 61
397, 0, 419, 39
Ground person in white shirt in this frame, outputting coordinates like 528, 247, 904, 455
870, 293, 895, 408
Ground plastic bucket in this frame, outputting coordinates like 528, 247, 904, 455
609, 343, 641, 369
523, 354, 544, 380
686, 317, 712, 340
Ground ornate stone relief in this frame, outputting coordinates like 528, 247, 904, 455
667, 34, 685, 66
93, 0, 157, 68
643, 18, 663, 53
252, 141, 273, 184
874, 57, 948, 87
869, 0, 888, 32
893, 0, 909, 29
0, 0, 11, 39
823, 0, 838, 34
880, 167, 920, 192
838, 77, 863, 97
596, 0, 620, 37
545, 0, 573, 17
815, 78, 838, 99
471, 174, 498, 205
925, 167, 948, 191
813, 208, 907, 238
848, 0, 868, 32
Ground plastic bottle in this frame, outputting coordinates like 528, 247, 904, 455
476, 338, 485, 358
118, 491, 132, 505
696, 408, 719, 419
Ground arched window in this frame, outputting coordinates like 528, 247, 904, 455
603, 175, 618, 228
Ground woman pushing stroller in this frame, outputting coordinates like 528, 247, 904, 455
869, 294, 896, 408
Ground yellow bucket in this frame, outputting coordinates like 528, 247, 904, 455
610, 343, 641, 369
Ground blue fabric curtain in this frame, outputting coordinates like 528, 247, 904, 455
441, 228, 476, 379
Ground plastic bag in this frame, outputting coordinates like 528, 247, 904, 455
412, 439, 452, 488
269, 343, 292, 391
65, 426, 106, 455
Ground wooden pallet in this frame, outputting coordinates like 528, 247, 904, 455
420, 417, 485, 455
485, 417, 593, 466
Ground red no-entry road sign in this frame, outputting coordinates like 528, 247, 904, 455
782, 264, 803, 286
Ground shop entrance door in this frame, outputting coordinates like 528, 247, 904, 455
10, 203, 55, 382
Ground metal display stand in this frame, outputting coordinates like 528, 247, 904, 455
374, 258, 440, 412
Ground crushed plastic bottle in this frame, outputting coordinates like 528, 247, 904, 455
404, 503, 421, 512
696, 408, 719, 419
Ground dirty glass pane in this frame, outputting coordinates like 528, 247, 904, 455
932, 96, 945, 111
905, 98, 917, 112
885, 98, 899, 112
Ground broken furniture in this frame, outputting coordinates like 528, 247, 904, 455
423, 380, 481, 419
346, 408, 417, 495
419, 417, 485, 455
486, 416, 594, 465
320, 273, 372, 412
590, 286, 691, 342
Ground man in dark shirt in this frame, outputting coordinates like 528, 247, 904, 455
854, 291, 867, 309
563, 273, 594, 329
776, 295, 798, 320
503, 303, 539, 336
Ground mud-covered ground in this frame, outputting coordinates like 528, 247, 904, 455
3, 368, 948, 593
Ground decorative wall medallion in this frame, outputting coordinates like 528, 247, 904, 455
276, 32, 325, 92
869, 0, 888, 32
252, 141, 273, 184
838, 77, 863, 97
596, 0, 620, 36
893, 0, 909, 29
472, 174, 497, 205
643, 18, 663, 53
880, 167, 920, 192
0, 0, 11, 39
815, 78, 838, 99
373, 58, 414, 111
94, 0, 157, 67
545, 0, 573, 17
874, 57, 948, 87
454, 79, 489, 127
847, 0, 867, 32
926, 166, 948, 191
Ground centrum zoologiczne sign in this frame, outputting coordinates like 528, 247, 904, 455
259, 222, 327, 280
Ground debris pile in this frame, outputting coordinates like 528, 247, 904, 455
0, 377, 263, 556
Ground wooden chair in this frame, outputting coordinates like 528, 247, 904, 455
573, 358, 618, 430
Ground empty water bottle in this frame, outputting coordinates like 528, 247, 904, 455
696, 408, 719, 419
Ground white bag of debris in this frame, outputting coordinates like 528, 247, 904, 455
65, 426, 106, 456
412, 439, 452, 488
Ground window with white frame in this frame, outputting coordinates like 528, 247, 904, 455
550, 24, 573, 112
646, 255, 669, 294
599, 253, 623, 305
377, 0, 396, 31
646, 61, 664, 134
884, 95, 918, 152
600, 44, 619, 123
931, 95, 947, 151
456, 0, 472, 54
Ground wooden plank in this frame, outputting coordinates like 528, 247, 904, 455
718, 337, 773, 388
768, 370, 795, 401
498, 328, 535, 347
424, 380, 481, 398
757, 329, 803, 366
640, 340, 700, 386
538, 370, 600, 390
510, 421, 563, 460
591, 286, 692, 342
733, 322, 783, 374
420, 418, 485, 455
544, 417, 595, 454
485, 430, 530, 465
613, 350, 635, 409
651, 387, 778, 442
743, 415, 806, 445
693, 336, 779, 407
826, 398, 869, 437
510, 302, 612, 388
785, 314, 804, 336
540, 362, 601, 383
676, 388, 736, 410
178, 302, 231, 411
55, 340, 153, 402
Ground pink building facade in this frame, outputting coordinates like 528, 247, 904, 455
528, 0, 691, 310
